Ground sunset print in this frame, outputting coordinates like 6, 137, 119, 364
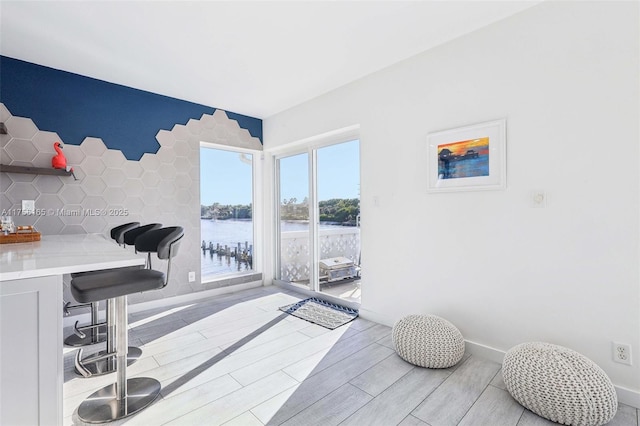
438, 136, 489, 179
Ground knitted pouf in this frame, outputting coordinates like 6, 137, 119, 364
392, 314, 465, 368
502, 342, 617, 426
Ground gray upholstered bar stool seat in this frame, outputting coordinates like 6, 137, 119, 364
64, 222, 141, 347
71, 223, 161, 377
71, 226, 184, 423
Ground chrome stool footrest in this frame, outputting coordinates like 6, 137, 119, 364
74, 346, 142, 378
64, 325, 108, 347
63, 300, 106, 347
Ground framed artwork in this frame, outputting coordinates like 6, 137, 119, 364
427, 119, 506, 192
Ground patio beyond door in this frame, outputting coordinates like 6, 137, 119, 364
276, 139, 360, 303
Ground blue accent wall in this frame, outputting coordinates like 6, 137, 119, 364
0, 56, 262, 160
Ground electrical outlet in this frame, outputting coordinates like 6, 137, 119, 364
612, 342, 632, 365
188, 271, 196, 282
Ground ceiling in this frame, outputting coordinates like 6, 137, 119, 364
0, 1, 540, 119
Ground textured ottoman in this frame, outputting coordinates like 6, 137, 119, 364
502, 342, 617, 426
392, 314, 465, 368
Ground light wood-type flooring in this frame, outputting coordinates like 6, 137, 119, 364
63, 285, 639, 426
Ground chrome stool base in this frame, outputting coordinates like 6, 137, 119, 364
76, 377, 161, 423
75, 346, 142, 377
64, 325, 107, 347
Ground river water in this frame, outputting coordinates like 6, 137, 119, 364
200, 219, 346, 277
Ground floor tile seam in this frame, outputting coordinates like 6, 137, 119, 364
218, 333, 318, 382
514, 408, 527, 426
247, 380, 304, 424
405, 369, 457, 423
214, 333, 315, 377
304, 339, 385, 380
148, 336, 233, 365
390, 414, 434, 426
151, 354, 258, 398
129, 316, 190, 333
428, 355, 496, 390
138, 331, 211, 359
181, 310, 283, 332
346, 350, 404, 397
305, 341, 396, 389
262, 380, 330, 426
248, 382, 300, 426
348, 360, 417, 400
183, 301, 279, 316
218, 332, 310, 359
126, 355, 232, 393
139, 339, 228, 371
195, 313, 290, 337
289, 382, 372, 426
455, 371, 510, 426
223, 410, 266, 426
256, 381, 308, 425
349, 321, 376, 333
159, 372, 243, 404
236, 333, 365, 385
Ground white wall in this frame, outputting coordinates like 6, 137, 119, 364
264, 1, 640, 398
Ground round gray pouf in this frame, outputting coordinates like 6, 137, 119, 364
502, 342, 617, 426
392, 314, 465, 368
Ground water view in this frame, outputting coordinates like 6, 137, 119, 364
201, 219, 350, 277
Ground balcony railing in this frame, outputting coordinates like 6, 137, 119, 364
280, 227, 360, 282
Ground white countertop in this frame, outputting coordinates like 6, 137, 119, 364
0, 234, 146, 281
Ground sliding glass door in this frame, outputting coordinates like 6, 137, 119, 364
316, 141, 360, 302
276, 139, 360, 302
276, 153, 311, 290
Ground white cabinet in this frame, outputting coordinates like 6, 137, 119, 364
1, 275, 62, 425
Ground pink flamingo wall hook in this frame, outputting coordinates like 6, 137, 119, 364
52, 142, 67, 169
51, 142, 77, 180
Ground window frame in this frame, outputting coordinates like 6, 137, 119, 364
200, 141, 263, 283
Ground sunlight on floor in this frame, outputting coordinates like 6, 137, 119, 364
129, 304, 195, 329
63, 289, 352, 425
321, 280, 361, 304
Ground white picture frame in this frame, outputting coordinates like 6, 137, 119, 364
427, 119, 506, 193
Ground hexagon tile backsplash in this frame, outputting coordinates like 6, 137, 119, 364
0, 102, 262, 305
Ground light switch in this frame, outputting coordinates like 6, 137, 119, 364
532, 191, 546, 208
22, 200, 35, 214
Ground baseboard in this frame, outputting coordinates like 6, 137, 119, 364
464, 339, 640, 409
464, 339, 506, 364
357, 307, 393, 327
615, 385, 640, 409
62, 280, 264, 328
355, 314, 640, 409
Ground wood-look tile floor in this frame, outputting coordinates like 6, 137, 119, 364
63, 286, 640, 426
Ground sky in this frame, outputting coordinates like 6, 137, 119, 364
200, 140, 360, 206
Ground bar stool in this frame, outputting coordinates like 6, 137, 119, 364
122, 223, 163, 268
71, 226, 184, 422
64, 222, 141, 347
73, 223, 162, 377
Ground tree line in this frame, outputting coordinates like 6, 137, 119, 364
280, 197, 360, 225
201, 203, 252, 219
201, 198, 360, 225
